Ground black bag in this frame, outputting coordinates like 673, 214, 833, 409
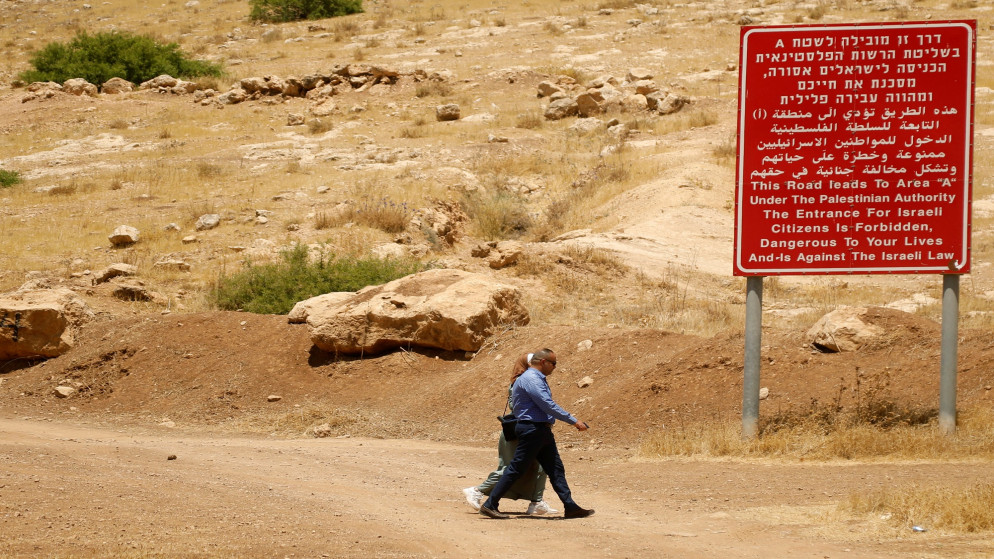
498, 414, 518, 441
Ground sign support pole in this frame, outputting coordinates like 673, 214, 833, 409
939, 274, 960, 434
742, 276, 763, 440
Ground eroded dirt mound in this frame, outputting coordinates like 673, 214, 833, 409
3, 310, 994, 446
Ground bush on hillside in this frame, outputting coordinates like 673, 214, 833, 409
249, 0, 363, 23
19, 31, 224, 85
0, 169, 22, 189
211, 244, 427, 314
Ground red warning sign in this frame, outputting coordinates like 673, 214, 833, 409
734, 21, 975, 276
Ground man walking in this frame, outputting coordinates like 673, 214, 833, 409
479, 348, 595, 519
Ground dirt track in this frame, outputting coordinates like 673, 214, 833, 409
3, 416, 994, 558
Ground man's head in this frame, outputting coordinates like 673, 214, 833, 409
530, 348, 557, 376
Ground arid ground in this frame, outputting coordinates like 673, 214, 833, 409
3, 0, 994, 557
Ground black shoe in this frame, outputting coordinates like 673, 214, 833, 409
564, 507, 595, 519
479, 504, 509, 519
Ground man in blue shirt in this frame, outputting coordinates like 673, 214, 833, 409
479, 348, 595, 519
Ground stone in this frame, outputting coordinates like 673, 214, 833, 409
287, 113, 305, 126
108, 225, 140, 246
288, 292, 355, 323
632, 79, 658, 95
577, 339, 593, 351
656, 92, 689, 115
436, 103, 461, 121
54, 386, 76, 398
195, 214, 221, 231
627, 67, 654, 82
101, 77, 134, 94
217, 88, 248, 105
92, 263, 137, 284
312, 423, 334, 437
63, 78, 98, 97
577, 376, 594, 388
140, 75, 179, 89
544, 97, 579, 120
112, 280, 165, 304
806, 306, 885, 352
0, 288, 95, 360
307, 269, 529, 355
488, 241, 523, 269
759, 387, 769, 400
537, 81, 564, 98
575, 93, 604, 117
267, 394, 282, 402
471, 242, 495, 258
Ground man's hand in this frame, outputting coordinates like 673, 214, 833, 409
574, 420, 589, 431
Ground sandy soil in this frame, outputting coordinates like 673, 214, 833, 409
4, 416, 994, 559
3, 312, 994, 558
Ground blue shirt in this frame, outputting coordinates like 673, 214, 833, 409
511, 368, 577, 425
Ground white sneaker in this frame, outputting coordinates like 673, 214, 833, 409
463, 487, 484, 510
526, 501, 558, 515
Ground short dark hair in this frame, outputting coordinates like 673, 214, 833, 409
531, 348, 554, 364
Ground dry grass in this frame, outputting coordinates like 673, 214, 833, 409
1, 0, 992, 328
640, 406, 994, 462
843, 482, 994, 533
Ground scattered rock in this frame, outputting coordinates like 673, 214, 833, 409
436, 103, 460, 121
92, 263, 137, 285
108, 225, 140, 246
101, 77, 134, 94
312, 423, 334, 438
488, 241, 523, 269
195, 214, 221, 231
63, 78, 98, 97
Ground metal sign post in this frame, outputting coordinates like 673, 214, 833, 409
735, 20, 976, 438
742, 276, 763, 440
939, 274, 960, 433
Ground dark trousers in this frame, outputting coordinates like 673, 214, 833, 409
482, 421, 579, 511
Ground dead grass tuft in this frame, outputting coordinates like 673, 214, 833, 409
844, 482, 994, 533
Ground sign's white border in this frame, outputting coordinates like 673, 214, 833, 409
735, 22, 974, 275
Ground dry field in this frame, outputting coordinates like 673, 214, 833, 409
3, 0, 994, 557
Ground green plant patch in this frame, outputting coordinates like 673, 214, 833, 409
20, 31, 224, 85
0, 169, 22, 188
249, 0, 363, 23
211, 244, 427, 315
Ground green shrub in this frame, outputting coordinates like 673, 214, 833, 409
249, 0, 363, 23
211, 244, 426, 314
0, 169, 22, 188
19, 31, 224, 85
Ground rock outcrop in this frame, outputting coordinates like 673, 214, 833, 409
0, 288, 95, 360
307, 269, 529, 354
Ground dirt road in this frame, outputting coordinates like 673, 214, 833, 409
2, 416, 992, 558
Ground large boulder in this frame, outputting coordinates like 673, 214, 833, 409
806, 306, 885, 352
287, 292, 355, 324
307, 269, 529, 354
0, 288, 95, 360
